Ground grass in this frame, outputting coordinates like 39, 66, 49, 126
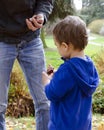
90, 33, 104, 44
6, 114, 104, 130
85, 44, 103, 57
45, 49, 63, 68
6, 116, 35, 130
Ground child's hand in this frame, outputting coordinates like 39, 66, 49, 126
42, 71, 51, 86
47, 65, 54, 75
42, 65, 55, 86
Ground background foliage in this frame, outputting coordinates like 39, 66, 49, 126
81, 0, 104, 24
92, 50, 104, 114
88, 19, 104, 35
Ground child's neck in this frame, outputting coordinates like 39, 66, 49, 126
70, 50, 85, 59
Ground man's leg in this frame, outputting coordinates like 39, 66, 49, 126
0, 42, 16, 130
18, 38, 49, 130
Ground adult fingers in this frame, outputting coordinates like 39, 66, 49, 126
26, 19, 37, 31
30, 17, 43, 28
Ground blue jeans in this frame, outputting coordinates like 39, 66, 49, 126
0, 37, 49, 130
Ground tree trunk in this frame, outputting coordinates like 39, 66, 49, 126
41, 28, 48, 48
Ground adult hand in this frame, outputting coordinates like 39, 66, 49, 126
26, 14, 44, 31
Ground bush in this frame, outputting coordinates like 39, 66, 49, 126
93, 50, 104, 76
6, 62, 34, 118
88, 19, 104, 34
92, 85, 104, 114
100, 26, 104, 36
92, 50, 104, 114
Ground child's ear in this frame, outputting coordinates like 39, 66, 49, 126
62, 42, 68, 50
62, 42, 74, 51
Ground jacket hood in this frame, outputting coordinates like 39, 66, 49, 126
66, 56, 99, 97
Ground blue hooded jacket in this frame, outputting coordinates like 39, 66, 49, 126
45, 56, 99, 130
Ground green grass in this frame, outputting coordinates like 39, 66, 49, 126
90, 33, 104, 44
45, 36, 55, 48
45, 49, 63, 68
87, 33, 104, 56
85, 44, 103, 57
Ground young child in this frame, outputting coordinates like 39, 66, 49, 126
42, 16, 99, 130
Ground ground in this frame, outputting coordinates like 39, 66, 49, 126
6, 114, 104, 130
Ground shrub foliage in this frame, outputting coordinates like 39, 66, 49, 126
92, 50, 104, 114
88, 19, 104, 34
6, 68, 34, 118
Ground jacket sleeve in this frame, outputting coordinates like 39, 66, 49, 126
34, 0, 54, 23
45, 66, 75, 102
